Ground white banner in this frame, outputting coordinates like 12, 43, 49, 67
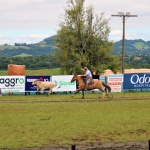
0, 76, 25, 93
108, 74, 123, 92
52, 75, 76, 92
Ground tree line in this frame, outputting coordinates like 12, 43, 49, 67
0, 55, 60, 70
0, 45, 55, 57
125, 54, 150, 69
0, 54, 150, 71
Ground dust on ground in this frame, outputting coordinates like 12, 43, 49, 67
16, 141, 149, 150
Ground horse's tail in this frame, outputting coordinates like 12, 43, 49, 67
102, 81, 111, 93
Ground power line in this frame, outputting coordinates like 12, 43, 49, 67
111, 12, 137, 74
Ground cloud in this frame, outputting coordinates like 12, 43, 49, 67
0, 35, 12, 45
0, 0, 150, 45
0, 34, 47, 45
109, 30, 122, 42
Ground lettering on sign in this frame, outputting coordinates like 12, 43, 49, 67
130, 74, 150, 84
0, 77, 24, 87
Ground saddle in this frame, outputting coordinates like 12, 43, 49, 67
82, 77, 94, 84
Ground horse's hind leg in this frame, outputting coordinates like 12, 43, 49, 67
102, 91, 106, 98
98, 88, 106, 99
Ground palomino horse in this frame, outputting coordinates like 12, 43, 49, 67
71, 74, 111, 99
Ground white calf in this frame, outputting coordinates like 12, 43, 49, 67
32, 79, 56, 95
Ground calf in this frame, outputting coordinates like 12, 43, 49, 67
32, 79, 56, 95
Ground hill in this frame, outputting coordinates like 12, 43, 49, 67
0, 36, 150, 57
112, 39, 150, 55
0, 36, 56, 57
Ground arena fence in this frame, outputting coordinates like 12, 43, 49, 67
0, 73, 150, 95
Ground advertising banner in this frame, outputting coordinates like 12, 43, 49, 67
108, 74, 123, 92
0, 76, 25, 93
25, 76, 50, 91
52, 75, 76, 92
123, 73, 150, 89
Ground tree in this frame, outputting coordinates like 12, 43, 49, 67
55, 0, 121, 74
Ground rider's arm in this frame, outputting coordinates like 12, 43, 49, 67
81, 68, 87, 77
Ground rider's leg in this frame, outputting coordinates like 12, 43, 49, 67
85, 78, 92, 90
85, 84, 88, 90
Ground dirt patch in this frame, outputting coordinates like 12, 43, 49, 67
16, 141, 149, 150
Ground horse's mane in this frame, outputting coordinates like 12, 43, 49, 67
80, 75, 86, 78
79, 75, 86, 83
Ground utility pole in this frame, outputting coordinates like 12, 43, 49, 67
111, 12, 137, 74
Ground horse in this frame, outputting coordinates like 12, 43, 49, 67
70, 74, 111, 99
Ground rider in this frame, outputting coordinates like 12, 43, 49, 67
81, 67, 93, 90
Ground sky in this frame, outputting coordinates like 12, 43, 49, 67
0, 0, 150, 45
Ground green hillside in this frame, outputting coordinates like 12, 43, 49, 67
0, 36, 56, 57
133, 42, 149, 50
1, 36, 150, 57
112, 39, 150, 55
1, 37, 150, 70
0, 45, 29, 50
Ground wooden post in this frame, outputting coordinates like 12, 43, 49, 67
0, 88, 2, 96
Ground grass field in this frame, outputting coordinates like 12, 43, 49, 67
0, 92, 150, 149
0, 68, 60, 76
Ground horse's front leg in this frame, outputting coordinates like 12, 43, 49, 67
71, 89, 80, 97
81, 90, 84, 99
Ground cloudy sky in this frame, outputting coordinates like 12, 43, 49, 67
0, 0, 149, 45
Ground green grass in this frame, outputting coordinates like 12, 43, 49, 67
133, 42, 149, 50
0, 91, 150, 101
0, 92, 150, 149
0, 45, 29, 50
25, 68, 61, 76
0, 68, 61, 76
14, 53, 32, 57
0, 70, 8, 76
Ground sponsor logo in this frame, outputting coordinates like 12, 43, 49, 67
130, 74, 150, 84
27, 78, 49, 82
0, 77, 25, 87
54, 81, 58, 86
27, 79, 35, 82
54, 80, 75, 87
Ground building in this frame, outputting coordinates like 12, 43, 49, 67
101, 69, 150, 76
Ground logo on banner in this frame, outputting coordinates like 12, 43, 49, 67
130, 74, 150, 88
123, 73, 150, 89
0, 77, 25, 87
54, 80, 75, 87
130, 74, 150, 84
